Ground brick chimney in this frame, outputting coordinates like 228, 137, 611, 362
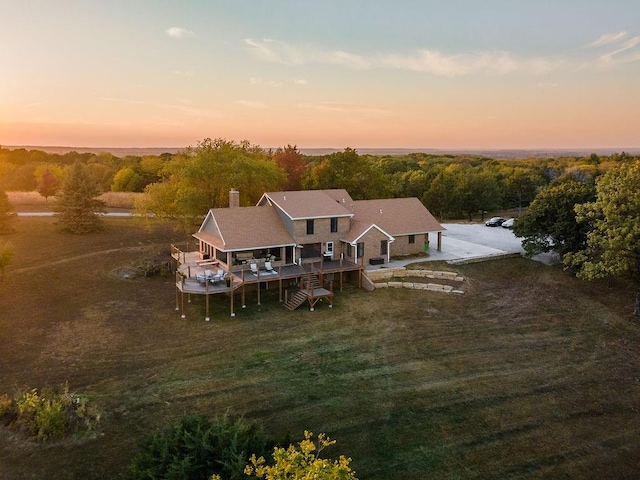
229, 188, 240, 208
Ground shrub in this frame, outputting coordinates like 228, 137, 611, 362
0, 383, 101, 442
130, 412, 270, 480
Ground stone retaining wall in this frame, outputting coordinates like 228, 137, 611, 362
365, 267, 464, 294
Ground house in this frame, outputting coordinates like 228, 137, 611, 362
193, 189, 444, 270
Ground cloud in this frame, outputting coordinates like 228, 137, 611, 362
235, 100, 267, 109
245, 38, 558, 76
245, 38, 369, 69
245, 33, 640, 77
250, 77, 308, 87
586, 31, 640, 69
588, 31, 628, 47
297, 102, 394, 117
166, 27, 194, 39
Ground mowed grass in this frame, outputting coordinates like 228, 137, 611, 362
1, 218, 640, 479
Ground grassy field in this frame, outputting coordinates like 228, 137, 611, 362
0, 217, 639, 479
7, 190, 143, 211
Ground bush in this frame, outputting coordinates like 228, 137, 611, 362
0, 383, 101, 441
130, 412, 270, 480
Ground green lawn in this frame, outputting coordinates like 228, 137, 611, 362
0, 217, 639, 479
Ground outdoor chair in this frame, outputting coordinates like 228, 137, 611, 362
250, 263, 259, 276
196, 273, 207, 284
264, 261, 274, 272
204, 269, 213, 281
211, 269, 225, 283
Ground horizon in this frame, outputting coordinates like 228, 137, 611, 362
3, 1, 640, 149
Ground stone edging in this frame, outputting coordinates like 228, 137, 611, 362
365, 267, 464, 294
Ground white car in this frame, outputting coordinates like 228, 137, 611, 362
501, 218, 515, 229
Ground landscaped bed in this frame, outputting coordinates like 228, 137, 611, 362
1, 217, 639, 479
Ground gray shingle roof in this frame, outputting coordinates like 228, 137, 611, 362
195, 205, 295, 251
261, 189, 353, 219
343, 197, 445, 243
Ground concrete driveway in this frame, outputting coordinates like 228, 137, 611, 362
379, 223, 529, 269
433, 223, 525, 262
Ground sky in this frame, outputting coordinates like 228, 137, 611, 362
1, 0, 640, 149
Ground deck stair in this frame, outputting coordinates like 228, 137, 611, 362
285, 273, 325, 311
301, 273, 321, 290
284, 290, 309, 311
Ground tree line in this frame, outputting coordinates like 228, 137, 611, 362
2, 142, 637, 223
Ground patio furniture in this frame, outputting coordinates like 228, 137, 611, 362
250, 263, 259, 276
204, 269, 214, 280
264, 261, 274, 272
211, 269, 225, 283
196, 273, 207, 284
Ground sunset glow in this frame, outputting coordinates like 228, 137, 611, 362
2, 1, 639, 149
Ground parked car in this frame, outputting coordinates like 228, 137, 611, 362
485, 217, 505, 227
501, 218, 515, 229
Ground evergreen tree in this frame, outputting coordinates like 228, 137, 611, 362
0, 241, 14, 280
0, 190, 15, 234
54, 163, 105, 233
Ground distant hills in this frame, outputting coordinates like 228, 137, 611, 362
4, 145, 640, 159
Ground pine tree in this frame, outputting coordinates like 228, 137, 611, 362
54, 163, 105, 233
0, 190, 15, 234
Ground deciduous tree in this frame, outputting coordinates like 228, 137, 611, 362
244, 431, 357, 480
566, 162, 640, 315
302, 148, 390, 200
111, 166, 144, 192
138, 138, 286, 227
513, 178, 595, 258
54, 163, 105, 233
36, 168, 61, 202
273, 145, 307, 191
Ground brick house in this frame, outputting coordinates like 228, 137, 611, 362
194, 189, 444, 271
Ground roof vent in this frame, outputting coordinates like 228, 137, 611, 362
379, 209, 383, 214
284, 195, 287, 201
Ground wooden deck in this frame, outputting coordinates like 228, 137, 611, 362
175, 259, 362, 295
171, 244, 363, 318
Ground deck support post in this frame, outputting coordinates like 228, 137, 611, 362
181, 291, 186, 318
242, 284, 246, 308
279, 273, 283, 302
257, 280, 261, 306
205, 293, 210, 321
437, 231, 442, 251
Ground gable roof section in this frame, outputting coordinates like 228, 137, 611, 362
343, 197, 444, 243
260, 189, 353, 220
194, 205, 295, 251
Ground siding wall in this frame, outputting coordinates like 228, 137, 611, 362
391, 233, 429, 257
292, 217, 351, 259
